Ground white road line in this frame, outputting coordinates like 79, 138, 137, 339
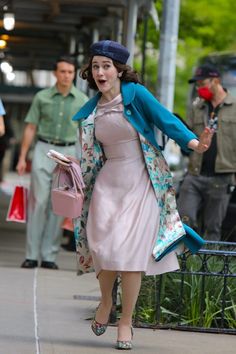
33, 268, 40, 354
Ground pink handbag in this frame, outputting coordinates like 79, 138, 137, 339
51, 160, 85, 218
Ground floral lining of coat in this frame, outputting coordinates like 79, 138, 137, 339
73, 111, 185, 275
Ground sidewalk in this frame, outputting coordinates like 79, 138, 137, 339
0, 174, 236, 354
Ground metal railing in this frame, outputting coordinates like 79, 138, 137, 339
133, 241, 236, 334
108, 241, 236, 334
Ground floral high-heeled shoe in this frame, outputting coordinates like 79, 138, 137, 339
91, 318, 108, 336
116, 327, 134, 350
91, 304, 109, 336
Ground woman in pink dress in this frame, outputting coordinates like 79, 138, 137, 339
74, 40, 213, 350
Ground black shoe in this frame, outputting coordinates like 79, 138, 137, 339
61, 243, 76, 252
41, 261, 59, 270
21, 259, 38, 268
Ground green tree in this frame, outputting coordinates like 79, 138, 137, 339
136, 0, 236, 117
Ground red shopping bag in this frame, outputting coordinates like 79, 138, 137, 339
61, 217, 73, 231
6, 185, 28, 223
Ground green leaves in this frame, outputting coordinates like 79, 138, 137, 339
135, 256, 236, 330
136, 0, 236, 117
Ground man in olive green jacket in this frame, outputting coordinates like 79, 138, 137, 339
16, 56, 88, 269
177, 64, 236, 241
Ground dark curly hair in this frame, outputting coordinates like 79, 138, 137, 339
79, 57, 141, 90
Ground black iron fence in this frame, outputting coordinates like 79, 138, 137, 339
133, 241, 236, 334
109, 241, 236, 333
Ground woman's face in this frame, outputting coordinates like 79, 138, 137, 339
91, 56, 121, 97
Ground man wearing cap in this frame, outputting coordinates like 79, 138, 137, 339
16, 56, 88, 269
177, 64, 236, 241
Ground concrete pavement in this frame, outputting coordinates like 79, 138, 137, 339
0, 175, 236, 354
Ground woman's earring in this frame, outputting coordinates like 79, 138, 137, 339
118, 72, 122, 78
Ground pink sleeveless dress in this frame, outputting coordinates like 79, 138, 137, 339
86, 94, 179, 276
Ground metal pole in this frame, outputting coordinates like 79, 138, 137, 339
125, 0, 139, 66
156, 0, 180, 111
141, 10, 148, 84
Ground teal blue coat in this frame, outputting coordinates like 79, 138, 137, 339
73, 82, 197, 153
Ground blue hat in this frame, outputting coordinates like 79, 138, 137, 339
90, 40, 130, 64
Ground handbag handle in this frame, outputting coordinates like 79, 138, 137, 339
70, 166, 84, 198
56, 165, 84, 198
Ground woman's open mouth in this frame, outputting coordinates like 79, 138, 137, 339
97, 79, 107, 85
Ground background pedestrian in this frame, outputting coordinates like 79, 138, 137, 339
177, 64, 236, 241
16, 56, 88, 269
